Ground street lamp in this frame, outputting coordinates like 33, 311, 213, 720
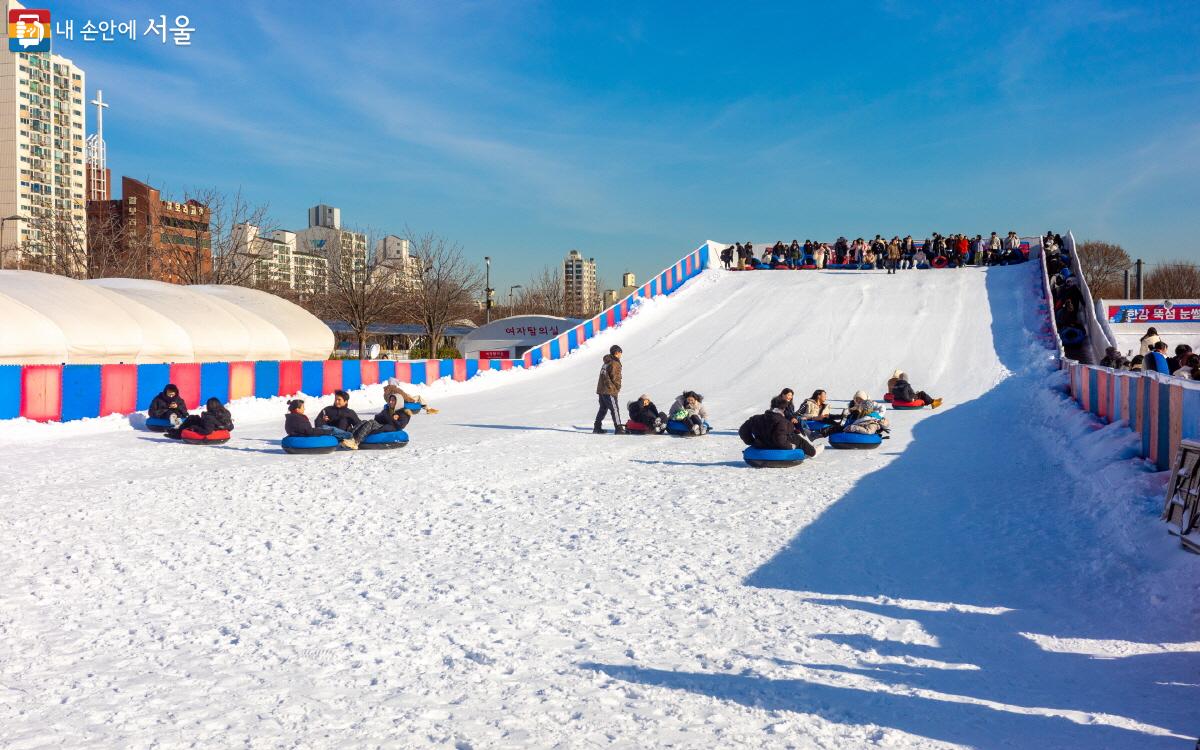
509, 284, 522, 315
484, 255, 494, 324
0, 214, 28, 271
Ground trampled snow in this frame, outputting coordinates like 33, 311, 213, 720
1, 264, 1198, 748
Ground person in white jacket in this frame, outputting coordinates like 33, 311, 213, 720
669, 390, 709, 435
1139, 327, 1161, 356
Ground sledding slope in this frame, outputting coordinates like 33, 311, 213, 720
2, 263, 1197, 749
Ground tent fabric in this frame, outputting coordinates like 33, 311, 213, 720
0, 270, 333, 365
0, 271, 143, 364
191, 285, 333, 361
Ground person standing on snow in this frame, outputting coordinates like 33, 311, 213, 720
594, 345, 625, 434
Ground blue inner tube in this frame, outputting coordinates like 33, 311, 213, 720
145, 417, 172, 432
282, 434, 339, 455
666, 419, 709, 436
743, 447, 807, 468
801, 419, 829, 434
359, 429, 410, 450
1059, 327, 1086, 346
828, 432, 883, 450
404, 402, 423, 412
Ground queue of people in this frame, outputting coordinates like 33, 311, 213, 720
1100, 330, 1198, 381
718, 232, 1029, 271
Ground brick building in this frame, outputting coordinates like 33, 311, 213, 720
87, 176, 210, 283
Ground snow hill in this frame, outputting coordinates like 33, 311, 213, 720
1, 262, 1197, 749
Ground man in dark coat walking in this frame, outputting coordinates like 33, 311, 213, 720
594, 345, 625, 434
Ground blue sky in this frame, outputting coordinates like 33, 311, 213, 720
50, 0, 1200, 290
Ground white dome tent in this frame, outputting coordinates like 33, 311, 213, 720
0, 270, 333, 365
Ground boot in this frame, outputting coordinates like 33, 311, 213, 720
593, 423, 606, 434
931, 398, 943, 409
340, 438, 359, 450
794, 433, 818, 458
615, 424, 628, 434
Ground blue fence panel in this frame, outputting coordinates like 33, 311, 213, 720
136, 364, 170, 410
378, 360, 396, 381
529, 348, 543, 367
61, 364, 102, 422
584, 321, 595, 339
0, 365, 19, 420
465, 360, 479, 379
409, 361, 426, 385
255, 361, 280, 399
342, 359, 362, 391
567, 329, 578, 352
549, 339, 561, 360
200, 362, 230, 404
301, 361, 324, 396
1158, 381, 1172, 471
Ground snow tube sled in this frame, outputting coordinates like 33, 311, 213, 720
1059, 327, 1086, 346
625, 420, 651, 434
180, 429, 231, 445
883, 393, 894, 402
800, 264, 817, 270
145, 417, 172, 432
281, 435, 339, 455
666, 419, 710, 436
359, 429, 410, 450
801, 419, 830, 435
770, 263, 789, 270
891, 399, 926, 410
403, 401, 424, 413
743, 447, 807, 468
931, 256, 949, 268
828, 432, 883, 449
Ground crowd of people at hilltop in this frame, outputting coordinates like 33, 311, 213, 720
1100, 329, 1199, 381
718, 231, 1039, 271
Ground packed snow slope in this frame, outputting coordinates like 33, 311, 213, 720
2, 264, 1198, 749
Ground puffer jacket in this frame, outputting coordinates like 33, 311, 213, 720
670, 395, 708, 421
738, 409, 792, 450
596, 355, 622, 395
798, 398, 828, 419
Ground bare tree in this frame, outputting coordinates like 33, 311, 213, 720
20, 210, 90, 278
84, 204, 160, 280
1077, 240, 1131, 299
310, 226, 410, 359
517, 265, 566, 317
1146, 261, 1200, 300
159, 187, 272, 286
402, 230, 483, 358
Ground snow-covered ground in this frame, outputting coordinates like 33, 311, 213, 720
2, 264, 1198, 748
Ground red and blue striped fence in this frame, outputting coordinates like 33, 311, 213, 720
0, 242, 712, 422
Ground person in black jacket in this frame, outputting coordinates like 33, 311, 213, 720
148, 383, 189, 426
315, 390, 362, 447
285, 399, 326, 437
889, 372, 943, 408
628, 394, 667, 433
739, 397, 817, 456
350, 394, 413, 445
168, 397, 233, 438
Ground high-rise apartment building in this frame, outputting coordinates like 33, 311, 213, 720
296, 204, 366, 288
0, 1, 87, 272
233, 224, 328, 296
564, 249, 598, 316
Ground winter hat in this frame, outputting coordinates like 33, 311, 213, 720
640, 393, 651, 401
898, 371, 908, 381
853, 390, 869, 403
610, 345, 623, 355
891, 369, 903, 380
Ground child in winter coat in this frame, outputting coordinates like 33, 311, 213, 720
628, 395, 668, 434
842, 391, 889, 436
349, 394, 413, 445
148, 383, 190, 427
382, 378, 439, 414
669, 390, 709, 435
168, 396, 233, 438
285, 399, 326, 437
315, 390, 362, 449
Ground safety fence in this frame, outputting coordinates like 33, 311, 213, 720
0, 242, 713, 422
1039, 233, 1200, 472
1064, 362, 1200, 471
